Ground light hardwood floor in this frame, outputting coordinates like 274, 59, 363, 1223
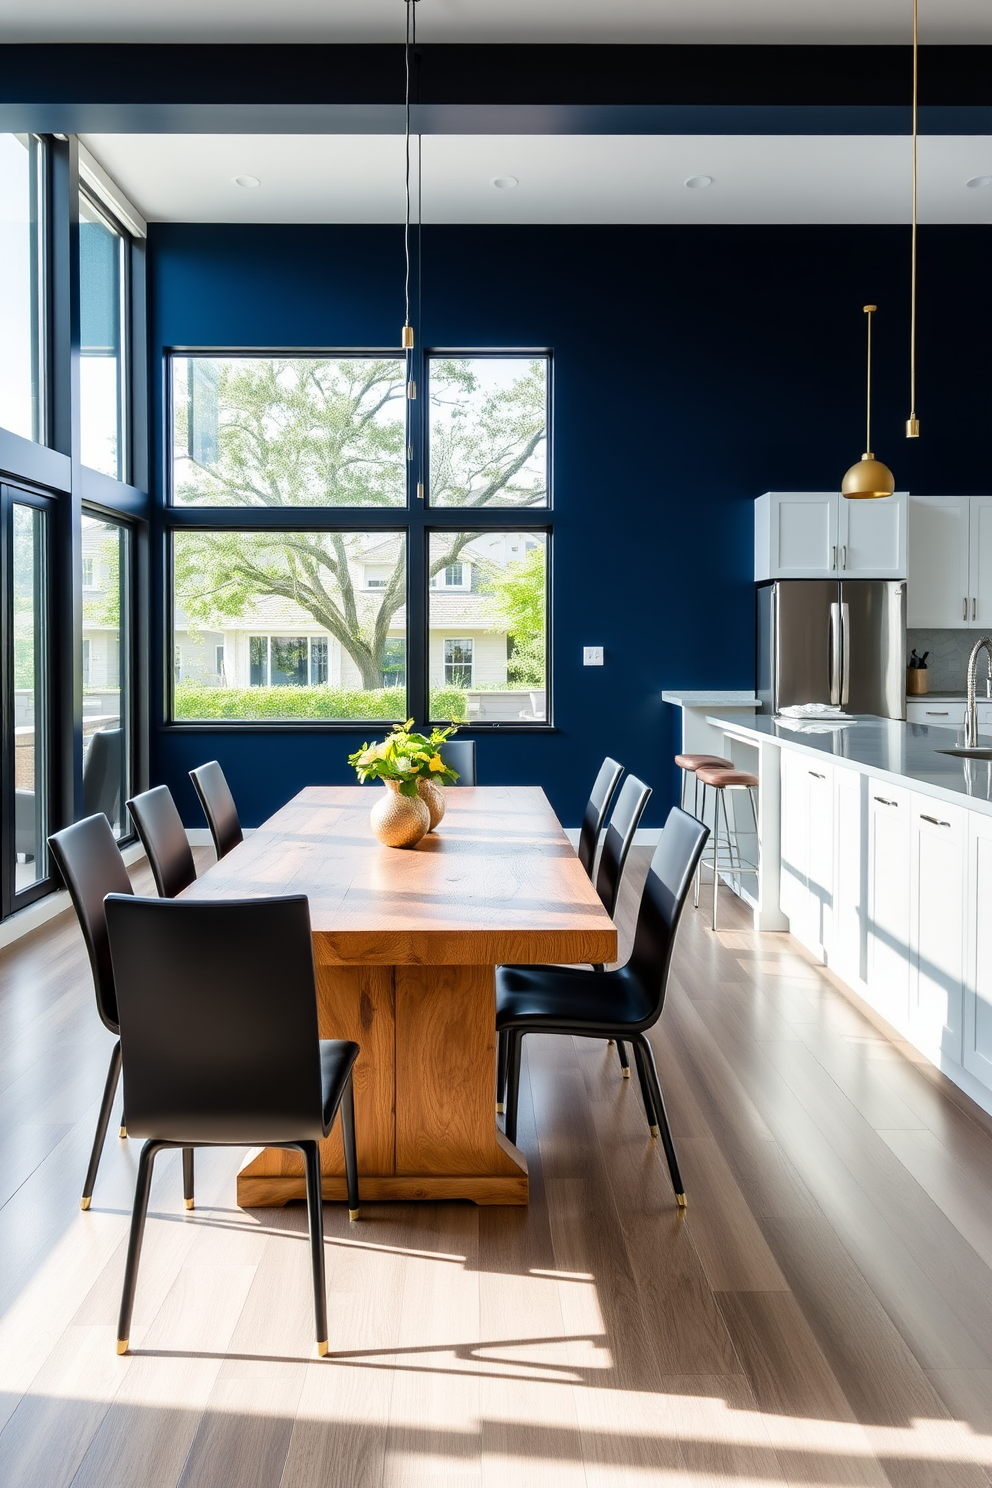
2, 847, 992, 1487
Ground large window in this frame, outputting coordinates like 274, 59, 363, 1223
168, 351, 550, 727
79, 192, 127, 479
81, 512, 131, 838
0, 135, 45, 444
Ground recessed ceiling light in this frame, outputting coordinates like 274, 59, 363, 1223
966, 175, 992, 189
492, 176, 518, 190
233, 175, 261, 189
684, 175, 714, 190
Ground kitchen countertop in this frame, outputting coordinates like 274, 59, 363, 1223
662, 690, 759, 707
706, 712, 992, 816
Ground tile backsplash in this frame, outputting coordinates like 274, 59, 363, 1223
907, 629, 992, 694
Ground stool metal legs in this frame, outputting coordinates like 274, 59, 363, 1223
696, 784, 760, 931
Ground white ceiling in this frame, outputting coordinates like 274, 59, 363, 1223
81, 133, 992, 225
5, 0, 992, 45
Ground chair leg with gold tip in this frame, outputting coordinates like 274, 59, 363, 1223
340, 1076, 361, 1221
182, 1147, 194, 1210
635, 1035, 686, 1209
117, 1138, 162, 1353
302, 1140, 329, 1356
82, 1040, 122, 1211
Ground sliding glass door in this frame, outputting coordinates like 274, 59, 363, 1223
2, 485, 55, 914
81, 511, 131, 838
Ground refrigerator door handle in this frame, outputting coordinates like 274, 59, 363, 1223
829, 602, 842, 706
840, 602, 851, 706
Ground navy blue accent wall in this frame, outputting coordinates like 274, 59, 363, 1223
148, 222, 992, 828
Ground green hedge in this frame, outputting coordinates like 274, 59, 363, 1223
174, 679, 469, 723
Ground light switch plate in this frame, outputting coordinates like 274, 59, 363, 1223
583, 646, 604, 666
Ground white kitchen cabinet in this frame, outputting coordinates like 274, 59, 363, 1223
970, 496, 992, 628
755, 491, 907, 581
907, 495, 992, 627
779, 749, 832, 953
838, 494, 908, 579
867, 779, 912, 1029
909, 793, 966, 1064
963, 811, 992, 1090
831, 765, 865, 985
905, 701, 992, 728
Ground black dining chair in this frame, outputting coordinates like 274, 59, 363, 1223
189, 760, 243, 860
127, 785, 197, 899
105, 893, 360, 1359
48, 813, 196, 1213
496, 772, 651, 1110
576, 757, 623, 879
495, 807, 708, 1209
438, 740, 476, 785
48, 814, 133, 1209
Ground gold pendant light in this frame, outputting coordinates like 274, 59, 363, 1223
906, 0, 920, 438
842, 305, 896, 500
400, 0, 419, 350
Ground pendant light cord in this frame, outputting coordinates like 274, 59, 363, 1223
908, 0, 919, 436
865, 305, 874, 455
403, 0, 413, 335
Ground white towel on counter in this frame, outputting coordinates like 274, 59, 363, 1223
777, 703, 854, 719
775, 718, 852, 735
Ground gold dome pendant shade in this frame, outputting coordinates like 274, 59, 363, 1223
842, 305, 896, 500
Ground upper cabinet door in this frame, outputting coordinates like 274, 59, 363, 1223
837, 491, 907, 579
755, 492, 838, 580
907, 496, 971, 627
969, 497, 992, 628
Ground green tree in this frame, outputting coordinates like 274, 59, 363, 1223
173, 357, 547, 686
478, 544, 546, 687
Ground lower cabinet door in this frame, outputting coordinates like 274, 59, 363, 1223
909, 794, 966, 1064
780, 748, 811, 936
963, 811, 992, 1090
867, 779, 912, 1030
831, 765, 865, 984
806, 764, 834, 954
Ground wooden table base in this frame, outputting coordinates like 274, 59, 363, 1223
237, 961, 529, 1207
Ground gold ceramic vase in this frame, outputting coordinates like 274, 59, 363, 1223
370, 779, 431, 848
417, 776, 446, 831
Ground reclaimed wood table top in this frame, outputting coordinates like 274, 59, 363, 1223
183, 784, 618, 968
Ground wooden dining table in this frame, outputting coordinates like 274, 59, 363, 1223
182, 784, 617, 1207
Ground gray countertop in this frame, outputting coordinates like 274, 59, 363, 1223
662, 690, 759, 707
706, 712, 992, 817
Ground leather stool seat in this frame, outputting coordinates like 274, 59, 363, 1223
674, 753, 733, 772
694, 765, 759, 789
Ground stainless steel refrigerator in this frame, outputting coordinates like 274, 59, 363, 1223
756, 580, 906, 719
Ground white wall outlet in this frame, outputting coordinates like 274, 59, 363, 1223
583, 646, 604, 666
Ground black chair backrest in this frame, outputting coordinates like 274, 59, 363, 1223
189, 761, 243, 859
127, 785, 197, 899
105, 895, 324, 1145
48, 813, 133, 1032
627, 808, 709, 1022
83, 728, 123, 822
577, 757, 623, 878
595, 773, 652, 919
438, 740, 476, 786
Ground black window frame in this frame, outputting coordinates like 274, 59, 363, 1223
163, 345, 554, 734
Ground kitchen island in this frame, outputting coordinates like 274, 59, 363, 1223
707, 711, 992, 1119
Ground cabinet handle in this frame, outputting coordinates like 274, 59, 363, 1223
925, 710, 949, 716
842, 545, 847, 570
808, 770, 826, 779
920, 813, 951, 828
965, 597, 969, 621
974, 598, 978, 621
873, 796, 899, 807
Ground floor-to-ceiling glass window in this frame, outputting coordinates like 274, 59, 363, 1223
80, 511, 131, 837
0, 134, 46, 444
3, 487, 54, 912
79, 192, 127, 480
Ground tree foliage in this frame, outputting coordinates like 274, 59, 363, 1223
478, 545, 546, 687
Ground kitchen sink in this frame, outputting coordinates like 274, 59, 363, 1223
936, 747, 992, 760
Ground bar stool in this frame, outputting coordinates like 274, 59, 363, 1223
674, 753, 734, 817
692, 764, 759, 931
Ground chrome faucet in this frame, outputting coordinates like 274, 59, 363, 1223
966, 636, 992, 747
